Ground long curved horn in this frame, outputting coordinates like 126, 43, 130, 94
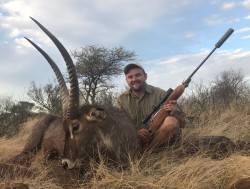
24, 37, 69, 118
30, 17, 79, 120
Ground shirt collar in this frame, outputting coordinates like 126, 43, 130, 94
124, 84, 153, 95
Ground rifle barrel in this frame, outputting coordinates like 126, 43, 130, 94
215, 28, 234, 48
183, 28, 234, 86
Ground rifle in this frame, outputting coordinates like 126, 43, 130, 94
142, 28, 234, 136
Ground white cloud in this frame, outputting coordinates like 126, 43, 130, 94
185, 32, 196, 39
9, 28, 20, 38
145, 49, 250, 91
204, 14, 223, 25
244, 15, 250, 19
222, 2, 238, 10
0, 0, 170, 47
242, 0, 250, 8
0, 0, 250, 99
242, 35, 250, 39
205, 14, 240, 26
227, 18, 241, 23
236, 27, 250, 33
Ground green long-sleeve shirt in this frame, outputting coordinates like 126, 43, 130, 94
116, 84, 167, 129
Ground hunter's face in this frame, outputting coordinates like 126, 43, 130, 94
125, 68, 147, 92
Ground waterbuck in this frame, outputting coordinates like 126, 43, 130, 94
13, 17, 139, 169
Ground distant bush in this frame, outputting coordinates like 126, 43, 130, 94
0, 96, 36, 137
180, 69, 250, 119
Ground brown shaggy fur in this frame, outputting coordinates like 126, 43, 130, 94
11, 105, 140, 169
228, 177, 250, 189
10, 114, 63, 164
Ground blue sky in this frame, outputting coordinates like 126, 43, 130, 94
0, 0, 250, 100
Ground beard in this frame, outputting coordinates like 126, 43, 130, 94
130, 81, 146, 92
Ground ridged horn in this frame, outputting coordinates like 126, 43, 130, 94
30, 17, 79, 120
24, 37, 69, 118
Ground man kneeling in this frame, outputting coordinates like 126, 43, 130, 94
117, 63, 185, 152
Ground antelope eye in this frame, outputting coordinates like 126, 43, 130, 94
72, 124, 80, 133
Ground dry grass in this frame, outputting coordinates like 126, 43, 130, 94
0, 117, 40, 161
0, 102, 249, 189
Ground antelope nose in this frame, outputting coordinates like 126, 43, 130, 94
62, 161, 68, 170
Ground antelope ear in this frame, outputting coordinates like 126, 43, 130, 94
86, 108, 107, 121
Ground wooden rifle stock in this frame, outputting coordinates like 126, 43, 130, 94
144, 28, 234, 136
147, 84, 185, 136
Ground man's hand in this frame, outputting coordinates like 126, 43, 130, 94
163, 100, 177, 115
137, 128, 150, 142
